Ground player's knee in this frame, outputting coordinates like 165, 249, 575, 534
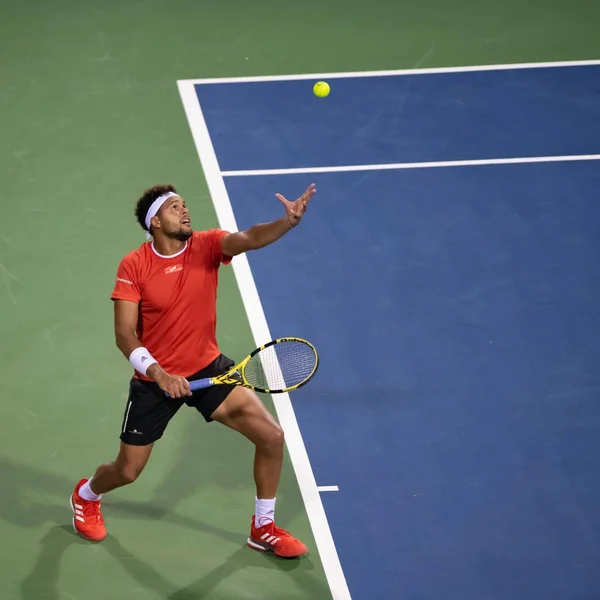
262, 423, 284, 448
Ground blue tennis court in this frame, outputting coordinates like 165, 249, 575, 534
180, 62, 600, 600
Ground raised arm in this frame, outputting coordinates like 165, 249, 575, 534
221, 183, 316, 257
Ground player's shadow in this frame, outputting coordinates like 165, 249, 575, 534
1, 455, 324, 599
103, 534, 326, 600
107, 499, 243, 546
20, 524, 325, 600
0, 456, 74, 529
0, 453, 248, 542
20, 524, 89, 600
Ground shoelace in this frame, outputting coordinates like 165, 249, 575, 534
81, 499, 104, 523
264, 523, 291, 539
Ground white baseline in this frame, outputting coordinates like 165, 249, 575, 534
179, 58, 600, 85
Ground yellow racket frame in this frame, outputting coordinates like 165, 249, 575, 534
189, 337, 319, 394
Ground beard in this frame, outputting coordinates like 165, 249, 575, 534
165, 226, 193, 242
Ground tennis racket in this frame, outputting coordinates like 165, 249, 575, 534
169, 337, 319, 395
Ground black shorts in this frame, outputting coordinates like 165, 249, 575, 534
120, 354, 236, 446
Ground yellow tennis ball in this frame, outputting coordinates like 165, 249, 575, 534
313, 81, 330, 98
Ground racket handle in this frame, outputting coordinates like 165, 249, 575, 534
164, 377, 213, 397
189, 378, 213, 391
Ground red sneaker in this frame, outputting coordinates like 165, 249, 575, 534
69, 479, 107, 541
248, 517, 308, 558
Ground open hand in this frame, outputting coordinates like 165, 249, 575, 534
275, 183, 317, 227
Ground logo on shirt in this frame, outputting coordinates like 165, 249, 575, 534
117, 277, 133, 285
165, 264, 183, 274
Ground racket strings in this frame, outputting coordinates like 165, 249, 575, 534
244, 340, 317, 391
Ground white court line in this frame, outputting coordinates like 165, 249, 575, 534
179, 59, 600, 85
221, 154, 600, 177
177, 80, 351, 600
318, 486, 340, 493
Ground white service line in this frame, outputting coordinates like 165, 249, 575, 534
177, 79, 351, 600
220, 154, 600, 178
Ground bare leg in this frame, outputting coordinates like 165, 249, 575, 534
210, 387, 284, 499
210, 387, 308, 556
89, 441, 154, 494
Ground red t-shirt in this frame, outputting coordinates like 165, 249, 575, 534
111, 229, 231, 380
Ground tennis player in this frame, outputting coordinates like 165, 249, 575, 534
70, 183, 316, 558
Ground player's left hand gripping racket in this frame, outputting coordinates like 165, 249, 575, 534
166, 337, 319, 396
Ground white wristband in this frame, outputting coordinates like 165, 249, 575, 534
129, 347, 158, 376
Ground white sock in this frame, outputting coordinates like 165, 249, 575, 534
255, 497, 275, 527
79, 478, 102, 501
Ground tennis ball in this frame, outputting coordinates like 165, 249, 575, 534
313, 81, 330, 98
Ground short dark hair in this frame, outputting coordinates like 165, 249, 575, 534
134, 184, 177, 233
